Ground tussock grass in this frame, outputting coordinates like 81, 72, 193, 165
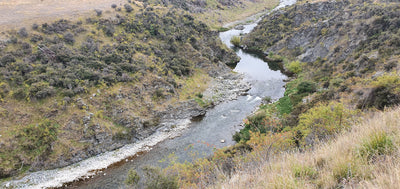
214, 107, 400, 188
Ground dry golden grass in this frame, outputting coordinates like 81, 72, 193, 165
0, 0, 130, 32
214, 107, 400, 189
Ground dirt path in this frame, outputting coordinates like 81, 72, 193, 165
0, 0, 126, 31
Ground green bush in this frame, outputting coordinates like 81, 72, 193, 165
233, 110, 283, 142
296, 102, 355, 144
143, 166, 178, 189
277, 95, 293, 115
230, 36, 241, 47
297, 81, 316, 94
17, 120, 59, 159
286, 61, 302, 74
359, 73, 400, 110
125, 169, 140, 186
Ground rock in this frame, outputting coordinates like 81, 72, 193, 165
234, 25, 245, 30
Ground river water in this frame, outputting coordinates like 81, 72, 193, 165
71, 7, 289, 189
2, 0, 295, 188
74, 32, 286, 189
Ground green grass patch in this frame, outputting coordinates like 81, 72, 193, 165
358, 132, 394, 161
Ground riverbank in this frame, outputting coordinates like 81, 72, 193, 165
68, 0, 293, 187
1, 69, 251, 189
0, 1, 241, 185
0, 0, 285, 188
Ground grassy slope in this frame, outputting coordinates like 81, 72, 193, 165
217, 107, 400, 188
133, 0, 400, 188
213, 0, 400, 188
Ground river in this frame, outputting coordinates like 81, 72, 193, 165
2, 0, 295, 188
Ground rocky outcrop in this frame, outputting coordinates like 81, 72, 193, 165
242, 0, 400, 111
243, 0, 400, 68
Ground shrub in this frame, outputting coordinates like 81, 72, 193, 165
277, 95, 292, 115
230, 36, 241, 47
297, 81, 316, 94
0, 53, 16, 66
16, 120, 59, 159
195, 93, 203, 98
0, 82, 9, 100
143, 166, 178, 189
18, 27, 28, 38
28, 82, 55, 100
124, 4, 134, 12
12, 87, 27, 100
286, 61, 302, 74
32, 23, 39, 30
63, 32, 75, 45
111, 4, 117, 8
21, 42, 32, 54
359, 73, 400, 110
233, 110, 283, 142
125, 169, 140, 186
263, 96, 272, 103
95, 9, 102, 16
296, 102, 356, 144
30, 34, 43, 43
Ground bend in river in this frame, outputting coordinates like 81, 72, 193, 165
2, 0, 295, 188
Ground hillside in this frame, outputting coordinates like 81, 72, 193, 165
242, 0, 400, 113
0, 1, 242, 178
128, 0, 400, 188
0, 0, 284, 182
137, 0, 279, 28
218, 106, 400, 188
237, 0, 400, 134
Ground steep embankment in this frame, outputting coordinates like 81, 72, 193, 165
218, 106, 400, 188
220, 0, 400, 187
135, 1, 400, 188
0, 1, 242, 179
0, 0, 282, 181
242, 0, 400, 111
